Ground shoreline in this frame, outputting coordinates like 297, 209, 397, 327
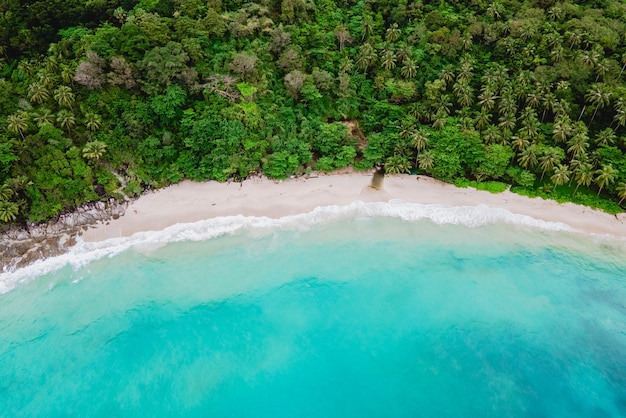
80, 172, 626, 242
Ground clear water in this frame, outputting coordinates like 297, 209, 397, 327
1, 206, 626, 417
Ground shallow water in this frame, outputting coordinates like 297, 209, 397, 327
1, 206, 626, 417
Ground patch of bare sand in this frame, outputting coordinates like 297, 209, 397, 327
80, 173, 626, 242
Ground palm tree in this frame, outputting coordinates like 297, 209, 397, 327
478, 89, 498, 112
417, 150, 434, 172
594, 128, 616, 147
381, 50, 396, 70
435, 95, 452, 116
567, 133, 590, 158
613, 109, 626, 131
400, 58, 417, 79
541, 93, 556, 122
595, 164, 618, 196
385, 154, 410, 174
28, 82, 50, 105
498, 113, 516, 132
0, 200, 18, 223
85, 112, 103, 132
32, 108, 55, 128
585, 84, 611, 125
526, 92, 541, 108
579, 48, 600, 68
550, 45, 565, 63
474, 109, 491, 131
518, 145, 538, 169
0, 183, 13, 201
552, 116, 571, 143
594, 59, 610, 82
572, 162, 593, 196
432, 112, 447, 130
616, 182, 626, 205
56, 110, 76, 136
486, 1, 504, 20
510, 135, 529, 152
482, 124, 501, 144
411, 129, 429, 167
356, 43, 376, 74
397, 44, 412, 64
457, 57, 474, 83
7, 113, 28, 140
539, 148, 562, 180
385, 24, 400, 42
54, 86, 75, 110
82, 140, 108, 162
453, 81, 474, 108
551, 164, 570, 191
439, 66, 455, 85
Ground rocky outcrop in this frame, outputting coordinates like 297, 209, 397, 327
0, 198, 129, 272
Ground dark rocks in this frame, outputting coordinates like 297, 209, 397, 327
1, 199, 129, 273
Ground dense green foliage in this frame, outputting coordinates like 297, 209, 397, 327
2, 0, 626, 223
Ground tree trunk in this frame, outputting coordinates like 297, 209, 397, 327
573, 183, 580, 196
578, 105, 586, 121
590, 104, 601, 125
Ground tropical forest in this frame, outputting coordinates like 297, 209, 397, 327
2, 0, 626, 225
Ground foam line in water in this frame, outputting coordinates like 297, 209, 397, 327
0, 201, 574, 293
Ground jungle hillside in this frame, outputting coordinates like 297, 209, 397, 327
2, 0, 626, 225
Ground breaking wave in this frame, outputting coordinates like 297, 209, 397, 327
0, 200, 576, 293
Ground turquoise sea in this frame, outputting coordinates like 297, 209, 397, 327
1, 202, 626, 417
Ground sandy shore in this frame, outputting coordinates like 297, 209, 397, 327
80, 172, 626, 242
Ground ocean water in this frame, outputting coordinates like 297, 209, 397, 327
1, 202, 626, 417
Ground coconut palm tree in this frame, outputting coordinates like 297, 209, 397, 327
482, 124, 501, 144
54, 86, 75, 110
400, 58, 417, 79
594, 128, 616, 147
0, 183, 13, 201
385, 154, 410, 174
85, 112, 103, 132
616, 182, 626, 205
453, 81, 474, 108
498, 113, 516, 132
551, 164, 570, 191
595, 164, 618, 196
7, 113, 28, 141
432, 111, 447, 130
417, 150, 434, 172
478, 89, 498, 112
510, 134, 529, 152
27, 82, 50, 105
594, 59, 610, 82
356, 43, 376, 74
539, 147, 562, 180
381, 50, 397, 70
584, 84, 611, 125
572, 162, 593, 196
474, 109, 491, 131
32, 108, 55, 128
567, 132, 590, 158
457, 57, 474, 83
82, 140, 108, 162
541, 93, 556, 122
56, 110, 76, 136
385, 24, 400, 42
0, 200, 18, 223
411, 129, 429, 167
552, 116, 571, 143
518, 145, 538, 169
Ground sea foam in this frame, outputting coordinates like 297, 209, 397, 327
0, 201, 575, 294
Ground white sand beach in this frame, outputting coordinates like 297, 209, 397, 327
79, 172, 626, 242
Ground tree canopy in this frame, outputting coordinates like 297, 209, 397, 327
2, 0, 626, 224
